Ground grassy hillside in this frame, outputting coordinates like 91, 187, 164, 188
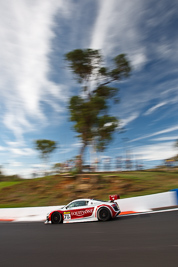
0, 171, 178, 208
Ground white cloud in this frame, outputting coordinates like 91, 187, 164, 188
120, 112, 139, 128
131, 125, 178, 143
133, 142, 177, 161
89, 0, 178, 124
58, 147, 75, 154
144, 102, 167, 116
3, 111, 36, 141
0, 0, 70, 139
9, 147, 36, 156
0, 141, 36, 157
10, 161, 23, 167
104, 122, 114, 127
100, 155, 111, 159
55, 141, 85, 157
72, 141, 83, 148
90, 0, 147, 69
152, 136, 178, 142
31, 163, 46, 168
3, 166, 34, 178
130, 53, 147, 70
0, 146, 6, 151
161, 86, 178, 96
5, 140, 25, 147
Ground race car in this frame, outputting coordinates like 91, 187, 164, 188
45, 195, 120, 224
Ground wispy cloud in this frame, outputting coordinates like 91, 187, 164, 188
90, 0, 147, 69
9, 161, 23, 167
144, 102, 167, 116
90, 0, 178, 124
133, 142, 177, 161
58, 141, 83, 155
152, 136, 178, 142
131, 125, 178, 143
5, 140, 25, 147
120, 112, 139, 128
0, 142, 36, 158
0, 0, 177, 176
9, 147, 36, 157
0, 146, 6, 151
0, 0, 70, 139
72, 141, 83, 148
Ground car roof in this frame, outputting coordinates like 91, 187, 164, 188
72, 198, 108, 203
72, 198, 91, 202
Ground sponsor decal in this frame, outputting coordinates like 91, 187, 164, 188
71, 209, 93, 217
64, 211, 71, 220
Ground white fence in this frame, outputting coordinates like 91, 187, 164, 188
116, 191, 177, 212
0, 190, 177, 221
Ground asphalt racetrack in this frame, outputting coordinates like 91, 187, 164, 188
0, 210, 178, 267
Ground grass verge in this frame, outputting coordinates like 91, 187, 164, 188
0, 170, 178, 208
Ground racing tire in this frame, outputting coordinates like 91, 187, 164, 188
98, 208, 111, 222
51, 212, 63, 224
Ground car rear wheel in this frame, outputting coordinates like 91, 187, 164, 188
51, 212, 63, 224
98, 208, 111, 221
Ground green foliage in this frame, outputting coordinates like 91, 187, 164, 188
65, 49, 102, 83
34, 139, 57, 162
65, 49, 131, 170
53, 163, 62, 173
111, 54, 131, 79
69, 95, 108, 143
53, 163, 62, 169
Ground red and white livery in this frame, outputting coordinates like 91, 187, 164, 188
45, 195, 120, 224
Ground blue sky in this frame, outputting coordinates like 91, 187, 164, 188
0, 0, 178, 177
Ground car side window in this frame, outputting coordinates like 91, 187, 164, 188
75, 201, 88, 207
66, 202, 76, 209
67, 200, 88, 209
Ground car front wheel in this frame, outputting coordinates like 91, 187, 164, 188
98, 208, 111, 222
51, 212, 63, 224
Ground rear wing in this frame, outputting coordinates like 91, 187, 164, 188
109, 194, 120, 202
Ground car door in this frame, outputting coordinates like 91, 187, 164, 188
63, 200, 94, 221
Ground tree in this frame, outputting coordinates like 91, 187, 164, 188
34, 139, 57, 173
53, 163, 62, 174
174, 140, 178, 160
65, 49, 131, 172
175, 140, 178, 149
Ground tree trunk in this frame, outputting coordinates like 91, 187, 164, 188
78, 142, 87, 173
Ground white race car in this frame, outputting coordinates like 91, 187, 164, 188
45, 195, 120, 224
